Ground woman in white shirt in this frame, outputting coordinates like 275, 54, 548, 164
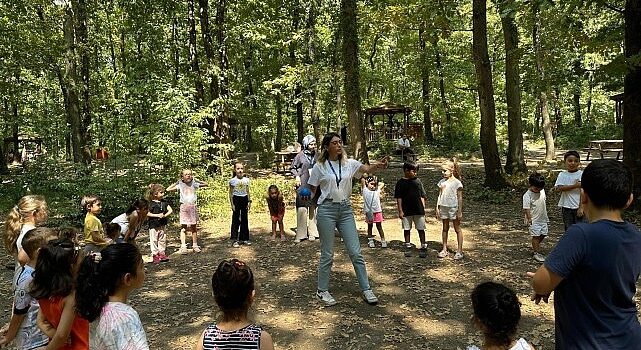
306, 132, 388, 307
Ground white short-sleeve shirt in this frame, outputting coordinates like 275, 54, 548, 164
229, 177, 250, 197
554, 170, 582, 209
523, 189, 549, 223
308, 159, 362, 204
398, 138, 410, 148
177, 181, 201, 205
362, 186, 382, 213
437, 178, 463, 207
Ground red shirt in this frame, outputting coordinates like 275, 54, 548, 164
38, 296, 89, 350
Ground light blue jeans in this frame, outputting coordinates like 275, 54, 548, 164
316, 200, 371, 292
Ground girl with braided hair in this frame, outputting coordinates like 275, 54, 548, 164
196, 259, 273, 350
75, 243, 148, 350
467, 282, 535, 350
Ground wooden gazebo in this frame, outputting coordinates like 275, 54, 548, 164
364, 102, 423, 142
610, 93, 623, 125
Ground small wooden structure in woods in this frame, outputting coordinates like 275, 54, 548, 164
3, 134, 44, 163
364, 102, 423, 142
610, 93, 623, 125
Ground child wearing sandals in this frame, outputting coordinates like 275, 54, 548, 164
266, 185, 286, 241
436, 157, 464, 260
394, 162, 428, 258
166, 169, 208, 253
467, 282, 535, 350
195, 259, 274, 350
361, 175, 386, 248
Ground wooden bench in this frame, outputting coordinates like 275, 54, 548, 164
583, 140, 623, 161
274, 151, 297, 174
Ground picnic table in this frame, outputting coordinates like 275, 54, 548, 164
274, 151, 297, 173
584, 139, 623, 161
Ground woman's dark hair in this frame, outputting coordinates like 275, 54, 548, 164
125, 199, 149, 215
471, 282, 521, 346
318, 132, 346, 163
76, 243, 142, 322
31, 238, 79, 300
212, 259, 255, 322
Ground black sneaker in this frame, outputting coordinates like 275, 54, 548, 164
418, 248, 428, 258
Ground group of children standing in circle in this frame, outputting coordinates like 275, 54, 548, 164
2, 193, 274, 349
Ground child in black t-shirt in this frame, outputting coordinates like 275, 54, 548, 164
147, 183, 173, 263
394, 162, 428, 258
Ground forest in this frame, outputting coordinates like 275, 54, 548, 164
1, 0, 640, 196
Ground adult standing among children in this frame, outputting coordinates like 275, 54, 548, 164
396, 132, 415, 161
306, 132, 388, 306
291, 135, 319, 242
110, 199, 149, 244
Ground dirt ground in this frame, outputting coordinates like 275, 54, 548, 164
1, 149, 639, 350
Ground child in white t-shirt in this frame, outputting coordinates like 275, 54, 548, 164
553, 150, 584, 231
523, 173, 549, 262
361, 175, 386, 248
436, 158, 464, 260
229, 162, 252, 247
166, 169, 208, 253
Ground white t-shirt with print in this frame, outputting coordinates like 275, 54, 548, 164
308, 159, 362, 204
523, 189, 549, 224
90, 302, 149, 350
13, 265, 49, 350
229, 176, 250, 197
437, 178, 463, 207
554, 170, 582, 209
177, 181, 201, 205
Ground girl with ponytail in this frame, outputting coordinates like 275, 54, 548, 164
75, 243, 149, 350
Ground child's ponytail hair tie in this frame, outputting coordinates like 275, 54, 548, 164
90, 251, 102, 262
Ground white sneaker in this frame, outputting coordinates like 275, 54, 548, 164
368, 239, 375, 248
381, 240, 387, 248
178, 245, 189, 254
308, 236, 316, 241
316, 290, 337, 306
533, 252, 546, 262
232, 241, 240, 248
362, 289, 379, 305
453, 252, 464, 260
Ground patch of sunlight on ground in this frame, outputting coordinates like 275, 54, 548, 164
279, 265, 304, 283
406, 317, 466, 336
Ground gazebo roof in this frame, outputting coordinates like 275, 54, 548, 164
610, 93, 624, 101
364, 102, 412, 115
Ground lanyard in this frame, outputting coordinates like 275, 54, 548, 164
327, 160, 341, 186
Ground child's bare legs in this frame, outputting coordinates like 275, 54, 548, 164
418, 230, 426, 247
375, 222, 385, 241
278, 219, 285, 240
531, 235, 544, 253
271, 221, 277, 239
453, 218, 463, 254
367, 223, 374, 238
179, 225, 188, 253
188, 225, 200, 252
439, 220, 450, 257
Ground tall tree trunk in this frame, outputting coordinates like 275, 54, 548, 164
624, 0, 641, 208
188, 0, 204, 106
554, 87, 562, 134
341, 0, 368, 162
497, 0, 526, 173
11, 99, 20, 163
62, 4, 84, 163
198, 0, 215, 104
532, 4, 555, 161
586, 71, 593, 123
172, 16, 180, 84
434, 40, 452, 144
75, 0, 92, 164
215, 0, 230, 142
572, 60, 583, 126
275, 93, 283, 151
366, 33, 380, 100
419, 24, 434, 142
473, 0, 507, 189
290, 0, 304, 144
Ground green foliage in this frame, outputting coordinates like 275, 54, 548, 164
556, 124, 623, 149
